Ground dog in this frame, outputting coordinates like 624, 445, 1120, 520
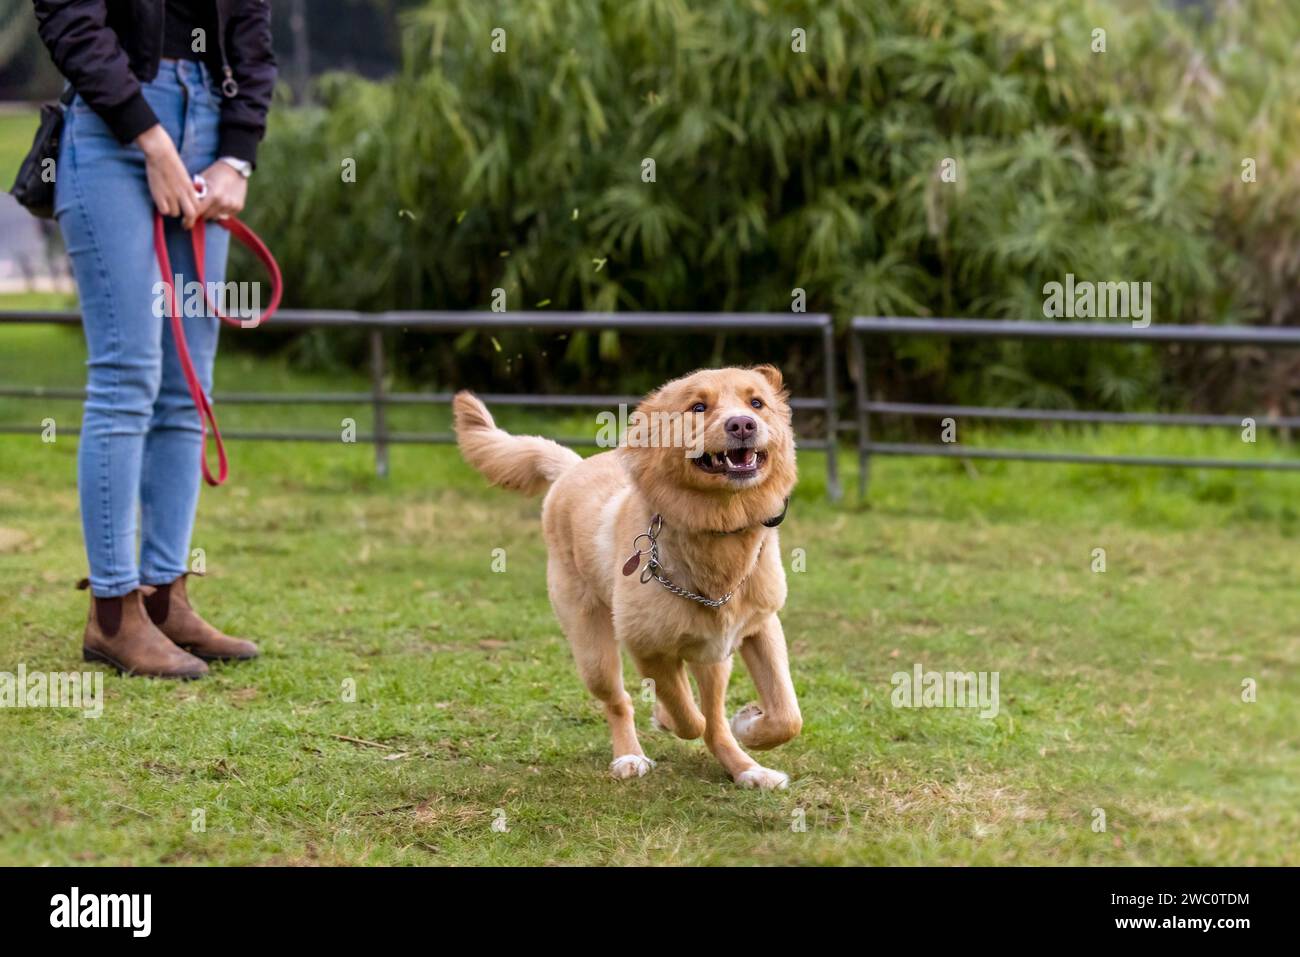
452, 365, 802, 788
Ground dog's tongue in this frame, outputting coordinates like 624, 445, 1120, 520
725, 448, 756, 469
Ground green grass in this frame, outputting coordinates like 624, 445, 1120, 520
0, 108, 39, 185
1, 320, 1297, 865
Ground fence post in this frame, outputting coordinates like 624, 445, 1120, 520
822, 322, 841, 502
850, 328, 870, 500
368, 327, 389, 478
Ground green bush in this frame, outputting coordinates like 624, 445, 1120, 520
249, 0, 1300, 413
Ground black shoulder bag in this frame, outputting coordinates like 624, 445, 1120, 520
9, 85, 76, 220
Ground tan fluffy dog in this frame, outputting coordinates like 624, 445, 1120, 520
453, 366, 802, 788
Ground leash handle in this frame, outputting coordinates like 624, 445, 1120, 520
153, 209, 281, 487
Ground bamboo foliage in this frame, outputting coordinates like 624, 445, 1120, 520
251, 0, 1300, 409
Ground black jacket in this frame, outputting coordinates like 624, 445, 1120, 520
33, 0, 276, 165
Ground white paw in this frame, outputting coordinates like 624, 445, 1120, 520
610, 754, 655, 780
730, 704, 763, 739
736, 765, 789, 790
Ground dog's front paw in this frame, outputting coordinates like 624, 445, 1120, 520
610, 754, 655, 780
735, 765, 789, 790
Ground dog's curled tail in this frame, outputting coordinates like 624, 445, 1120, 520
453, 391, 582, 496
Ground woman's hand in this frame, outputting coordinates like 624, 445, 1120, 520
136, 125, 202, 229
194, 162, 248, 222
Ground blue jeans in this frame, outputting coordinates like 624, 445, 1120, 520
55, 61, 231, 598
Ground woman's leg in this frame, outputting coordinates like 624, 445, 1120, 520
136, 61, 258, 664
56, 95, 167, 598
55, 64, 211, 678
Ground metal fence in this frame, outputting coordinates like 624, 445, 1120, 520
10, 309, 1300, 505
850, 316, 1300, 498
0, 310, 842, 501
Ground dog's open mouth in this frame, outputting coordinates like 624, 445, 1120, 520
692, 447, 768, 477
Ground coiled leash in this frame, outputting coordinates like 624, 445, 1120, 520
153, 203, 282, 487
621, 500, 788, 608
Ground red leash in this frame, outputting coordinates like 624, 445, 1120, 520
153, 210, 282, 486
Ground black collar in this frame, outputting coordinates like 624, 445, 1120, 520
718, 496, 788, 535
761, 496, 790, 528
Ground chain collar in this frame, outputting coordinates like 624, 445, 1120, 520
621, 512, 772, 609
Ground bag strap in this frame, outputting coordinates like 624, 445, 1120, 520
153, 211, 282, 487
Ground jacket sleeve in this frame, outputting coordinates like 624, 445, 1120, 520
31, 0, 160, 144
219, 0, 277, 167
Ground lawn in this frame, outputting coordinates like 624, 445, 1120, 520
0, 108, 38, 185
1, 318, 1298, 865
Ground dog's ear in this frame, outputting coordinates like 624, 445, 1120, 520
752, 364, 784, 391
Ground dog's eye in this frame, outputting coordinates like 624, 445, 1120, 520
750, 398, 764, 410
691, 402, 707, 413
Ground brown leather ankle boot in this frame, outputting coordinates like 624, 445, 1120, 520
79, 582, 209, 679
144, 575, 259, 662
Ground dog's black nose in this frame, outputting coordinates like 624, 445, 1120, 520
725, 415, 757, 439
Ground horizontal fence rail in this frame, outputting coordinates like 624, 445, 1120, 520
850, 316, 1300, 498
0, 310, 841, 501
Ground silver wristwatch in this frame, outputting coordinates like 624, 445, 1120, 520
218, 156, 253, 179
